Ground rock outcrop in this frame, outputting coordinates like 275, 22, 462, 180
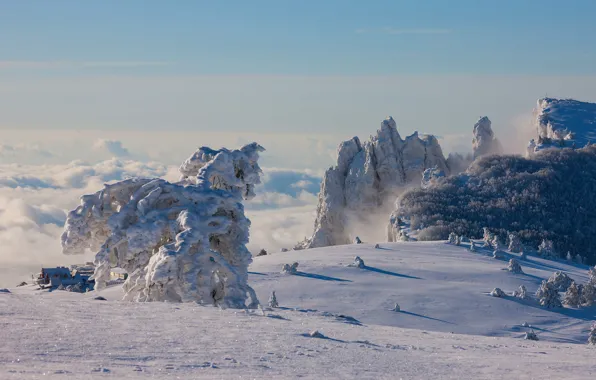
297, 117, 449, 249
472, 116, 502, 158
527, 98, 596, 155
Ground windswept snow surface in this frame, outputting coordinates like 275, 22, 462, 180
2, 241, 596, 379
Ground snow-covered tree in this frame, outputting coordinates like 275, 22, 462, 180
469, 240, 476, 252
61, 143, 265, 308
268, 291, 279, 308
547, 271, 574, 292
455, 235, 461, 246
398, 230, 410, 241
582, 282, 596, 306
256, 249, 268, 257
490, 288, 505, 297
513, 285, 528, 300
589, 266, 596, 284
507, 259, 523, 274
589, 323, 596, 345
520, 249, 527, 260
392, 303, 401, 312
508, 233, 522, 253
448, 232, 458, 244
538, 239, 557, 260
563, 281, 582, 308
566, 251, 573, 262
536, 280, 562, 308
482, 227, 493, 248
354, 236, 362, 244
575, 254, 584, 265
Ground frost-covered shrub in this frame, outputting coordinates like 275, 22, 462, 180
513, 285, 528, 300
547, 271, 574, 292
490, 288, 505, 297
282, 262, 299, 274
575, 254, 584, 264
393, 148, 596, 265
392, 303, 401, 312
354, 236, 362, 244
61, 143, 264, 308
493, 250, 506, 260
448, 232, 458, 244
268, 291, 279, 308
589, 266, 596, 284
524, 330, 539, 341
374, 243, 380, 249
350, 256, 365, 268
280, 248, 288, 252
520, 250, 527, 260
563, 281, 582, 308
589, 323, 596, 345
508, 233, 522, 253
256, 249, 268, 257
536, 280, 562, 308
507, 259, 523, 274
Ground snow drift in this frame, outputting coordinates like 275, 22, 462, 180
61, 143, 264, 307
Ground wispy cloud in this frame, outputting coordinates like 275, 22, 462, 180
0, 61, 173, 69
356, 27, 452, 35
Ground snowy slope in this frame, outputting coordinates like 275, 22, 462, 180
2, 241, 595, 379
529, 98, 596, 153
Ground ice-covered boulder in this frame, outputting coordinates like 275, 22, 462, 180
61, 143, 264, 308
473, 117, 502, 159
527, 98, 596, 155
298, 117, 449, 249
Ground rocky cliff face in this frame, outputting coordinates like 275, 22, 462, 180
297, 117, 449, 249
527, 98, 596, 155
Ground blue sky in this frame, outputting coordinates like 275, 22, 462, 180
1, 0, 595, 154
2, 0, 596, 76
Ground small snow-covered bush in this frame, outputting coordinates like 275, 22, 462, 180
268, 291, 279, 308
507, 259, 523, 274
536, 280, 562, 308
256, 249, 267, 257
374, 243, 380, 249
281, 262, 299, 274
513, 285, 528, 300
280, 248, 288, 252
589, 323, 596, 345
524, 330, 539, 341
448, 232, 458, 244
354, 236, 362, 244
493, 250, 506, 260
547, 271, 574, 292
349, 256, 365, 269
563, 281, 582, 308
575, 254, 583, 264
508, 233, 522, 253
16, 281, 27, 287
392, 303, 401, 312
490, 288, 505, 297
520, 249, 527, 260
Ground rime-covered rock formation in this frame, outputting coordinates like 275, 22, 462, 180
472, 116, 502, 158
61, 143, 264, 307
297, 117, 449, 249
527, 98, 596, 155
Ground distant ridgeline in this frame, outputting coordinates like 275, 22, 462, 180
390, 98, 596, 265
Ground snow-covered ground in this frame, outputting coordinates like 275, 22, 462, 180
2, 241, 595, 379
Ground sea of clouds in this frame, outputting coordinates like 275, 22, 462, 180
0, 138, 326, 287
